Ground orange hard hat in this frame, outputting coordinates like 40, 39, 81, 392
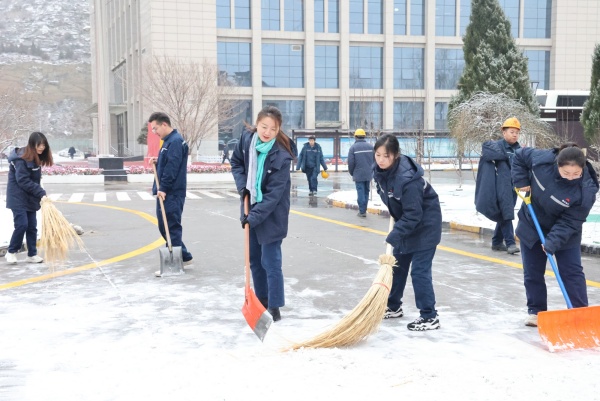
501, 117, 521, 130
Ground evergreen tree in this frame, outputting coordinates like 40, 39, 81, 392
581, 44, 600, 145
450, 0, 537, 114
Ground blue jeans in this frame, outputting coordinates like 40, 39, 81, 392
521, 241, 588, 315
355, 181, 370, 214
492, 220, 516, 247
389, 247, 438, 319
249, 228, 285, 308
8, 209, 38, 256
156, 195, 192, 261
304, 167, 319, 192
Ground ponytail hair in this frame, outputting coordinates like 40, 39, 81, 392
556, 142, 585, 169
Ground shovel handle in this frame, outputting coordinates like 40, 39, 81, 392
153, 163, 173, 253
244, 195, 251, 292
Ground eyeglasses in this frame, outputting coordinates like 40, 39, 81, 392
151, 124, 160, 132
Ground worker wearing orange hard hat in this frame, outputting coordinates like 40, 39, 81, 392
475, 117, 522, 255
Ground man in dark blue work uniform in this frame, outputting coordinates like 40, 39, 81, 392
296, 135, 327, 196
148, 112, 193, 276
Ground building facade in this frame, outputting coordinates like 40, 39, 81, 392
90, 0, 600, 157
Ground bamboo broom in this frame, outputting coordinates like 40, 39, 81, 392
287, 217, 396, 350
40, 196, 85, 270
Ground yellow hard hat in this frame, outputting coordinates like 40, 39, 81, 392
501, 117, 521, 130
321, 170, 329, 179
354, 128, 366, 137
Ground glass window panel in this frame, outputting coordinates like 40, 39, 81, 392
314, 0, 324, 32
459, 0, 470, 36
262, 44, 304, 88
349, 101, 383, 130
349, 0, 364, 33
394, 0, 407, 35
368, 0, 383, 34
315, 45, 339, 88
217, 42, 252, 86
219, 100, 253, 142
524, 50, 550, 90
411, 0, 425, 35
285, 0, 304, 32
394, 47, 424, 89
393, 101, 425, 130
498, 0, 519, 38
435, 102, 449, 130
350, 46, 383, 89
235, 0, 251, 29
262, 100, 305, 132
524, 0, 551, 39
262, 0, 280, 30
315, 101, 340, 122
435, 48, 464, 89
328, 0, 339, 33
436, 0, 456, 36
216, 0, 231, 28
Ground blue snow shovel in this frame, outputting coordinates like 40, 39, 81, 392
516, 189, 600, 352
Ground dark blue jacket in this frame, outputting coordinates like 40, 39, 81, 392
475, 139, 520, 222
348, 138, 374, 182
231, 131, 293, 245
152, 129, 188, 197
512, 147, 599, 254
6, 148, 46, 212
296, 142, 327, 171
373, 156, 442, 254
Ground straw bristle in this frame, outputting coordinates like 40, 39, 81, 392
40, 197, 85, 270
286, 255, 395, 350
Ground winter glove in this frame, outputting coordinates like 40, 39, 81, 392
241, 214, 249, 229
239, 187, 251, 202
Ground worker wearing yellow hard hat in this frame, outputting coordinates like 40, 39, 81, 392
348, 128, 374, 217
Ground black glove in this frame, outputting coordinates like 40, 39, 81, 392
239, 187, 251, 201
241, 214, 249, 229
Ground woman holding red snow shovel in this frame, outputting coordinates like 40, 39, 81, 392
231, 106, 295, 324
512, 143, 599, 328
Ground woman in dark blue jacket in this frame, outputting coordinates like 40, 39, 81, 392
231, 106, 294, 322
5, 132, 53, 264
373, 134, 442, 331
512, 143, 599, 327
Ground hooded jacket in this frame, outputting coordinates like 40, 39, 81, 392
373, 155, 442, 254
348, 138, 374, 182
6, 148, 47, 211
512, 147, 599, 254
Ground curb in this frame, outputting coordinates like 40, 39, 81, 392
326, 198, 600, 256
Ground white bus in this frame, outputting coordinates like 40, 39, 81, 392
536, 89, 589, 122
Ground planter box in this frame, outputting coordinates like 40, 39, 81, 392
42, 175, 105, 184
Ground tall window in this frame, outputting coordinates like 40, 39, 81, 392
524, 0, 551, 39
394, 0, 407, 35
349, 0, 363, 34
262, 100, 305, 132
315, 101, 339, 122
285, 0, 304, 31
394, 47, 424, 89
411, 0, 425, 35
350, 46, 383, 89
219, 100, 252, 141
315, 45, 339, 88
350, 101, 383, 130
262, 0, 280, 30
262, 44, 304, 88
435, 102, 449, 130
524, 50, 550, 90
394, 102, 424, 130
315, 0, 325, 32
328, 0, 339, 33
235, 0, 251, 29
368, 0, 383, 34
217, 42, 252, 87
436, 0, 456, 36
459, 0, 470, 36
216, 0, 231, 28
435, 48, 464, 89
499, 0, 519, 38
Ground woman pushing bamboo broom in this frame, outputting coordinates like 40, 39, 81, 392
40, 196, 85, 269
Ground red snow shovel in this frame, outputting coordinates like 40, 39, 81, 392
241, 195, 273, 341
516, 189, 600, 352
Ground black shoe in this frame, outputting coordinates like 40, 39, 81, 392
507, 245, 520, 254
407, 315, 440, 331
268, 307, 281, 322
491, 244, 507, 251
309, 191, 314, 196
384, 306, 403, 319
357, 212, 366, 217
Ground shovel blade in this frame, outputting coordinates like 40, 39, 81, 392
242, 288, 272, 342
158, 246, 184, 276
538, 306, 600, 352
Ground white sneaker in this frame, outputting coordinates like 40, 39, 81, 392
5, 252, 17, 264
25, 255, 44, 263
525, 314, 538, 327
154, 270, 162, 277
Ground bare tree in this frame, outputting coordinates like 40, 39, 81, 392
140, 56, 243, 155
0, 87, 36, 154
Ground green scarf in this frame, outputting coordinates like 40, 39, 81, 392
255, 137, 276, 202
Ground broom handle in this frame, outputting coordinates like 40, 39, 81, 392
152, 163, 173, 253
386, 216, 395, 255
244, 195, 251, 292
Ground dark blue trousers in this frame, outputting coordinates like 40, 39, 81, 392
249, 228, 284, 308
492, 220, 516, 247
521, 240, 588, 314
156, 195, 192, 261
8, 209, 38, 256
304, 166, 319, 192
355, 181, 370, 214
389, 247, 438, 319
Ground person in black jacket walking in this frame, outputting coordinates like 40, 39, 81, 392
512, 143, 599, 327
373, 134, 442, 331
148, 112, 193, 276
296, 135, 327, 196
231, 106, 295, 322
347, 128, 374, 217
5, 132, 53, 264
475, 117, 522, 254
